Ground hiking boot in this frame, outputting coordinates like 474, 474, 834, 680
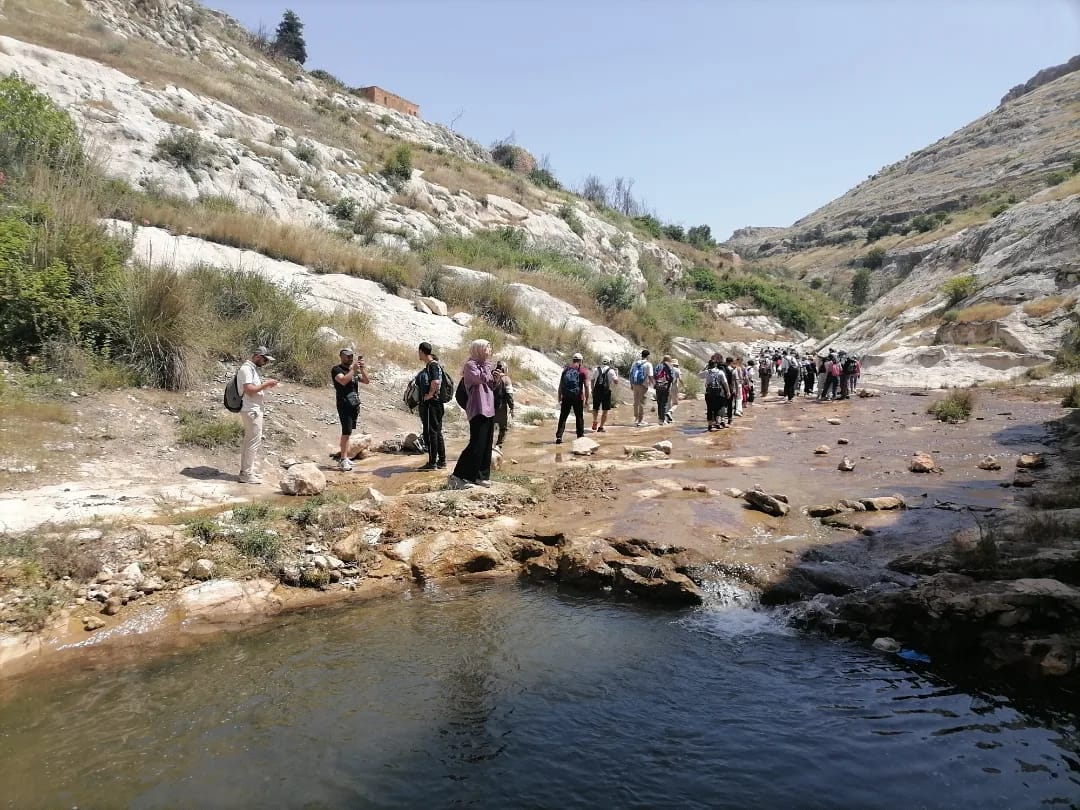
475, 479, 492, 488
238, 475, 263, 485
555, 437, 563, 444
596, 427, 606, 433
417, 462, 439, 472
339, 458, 354, 472
436, 462, 446, 469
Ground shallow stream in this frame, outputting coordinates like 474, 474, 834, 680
2, 583, 1078, 808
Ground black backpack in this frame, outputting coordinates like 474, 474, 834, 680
594, 366, 611, 393
455, 377, 469, 409
223, 373, 243, 412
842, 357, 857, 375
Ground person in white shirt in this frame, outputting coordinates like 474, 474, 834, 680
629, 349, 655, 427
590, 356, 619, 433
236, 346, 278, 484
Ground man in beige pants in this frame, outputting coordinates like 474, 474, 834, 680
628, 349, 654, 427
236, 346, 278, 484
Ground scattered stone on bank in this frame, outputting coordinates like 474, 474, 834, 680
653, 440, 673, 455
346, 433, 373, 460
837, 438, 850, 445
859, 495, 906, 511
909, 451, 941, 473
417, 296, 448, 316
724, 487, 745, 499
102, 596, 123, 615
82, 615, 106, 631
857, 389, 879, 398
1017, 453, 1047, 470
451, 312, 473, 327
280, 462, 326, 496
838, 457, 856, 472
190, 558, 215, 580
1013, 471, 1036, 488
357, 486, 385, 507
814, 445, 830, 455
872, 637, 901, 653
808, 503, 844, 518
827, 418, 842, 425
572, 437, 600, 456
978, 455, 1002, 471
623, 445, 668, 461
744, 487, 790, 517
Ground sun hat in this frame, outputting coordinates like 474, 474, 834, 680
572, 352, 583, 361
339, 347, 354, 356
253, 345, 276, 362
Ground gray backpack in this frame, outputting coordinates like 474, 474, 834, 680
223, 373, 243, 412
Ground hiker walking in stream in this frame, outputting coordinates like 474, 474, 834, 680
758, 357, 773, 398
724, 357, 738, 424
654, 354, 675, 425
555, 352, 590, 444
591, 355, 618, 433
666, 357, 683, 422
803, 356, 816, 396
732, 358, 745, 417
781, 349, 799, 402
236, 346, 278, 484
332, 347, 370, 472
629, 349, 654, 427
451, 339, 497, 488
700, 355, 731, 431
416, 341, 447, 471
493, 359, 515, 449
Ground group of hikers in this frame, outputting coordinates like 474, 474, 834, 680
229, 340, 863, 488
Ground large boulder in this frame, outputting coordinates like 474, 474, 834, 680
909, 452, 941, 473
177, 579, 281, 622
346, 433, 373, 460
280, 462, 327, 496
572, 437, 600, 456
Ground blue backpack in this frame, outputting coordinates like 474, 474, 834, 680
560, 366, 583, 397
629, 360, 647, 385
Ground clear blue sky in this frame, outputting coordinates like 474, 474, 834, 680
209, 0, 1079, 240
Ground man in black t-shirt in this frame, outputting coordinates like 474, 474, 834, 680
332, 348, 369, 472
555, 352, 590, 445
416, 341, 446, 471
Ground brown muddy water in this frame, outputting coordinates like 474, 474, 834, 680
2, 390, 1074, 808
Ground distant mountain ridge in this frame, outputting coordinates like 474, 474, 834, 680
1001, 54, 1080, 105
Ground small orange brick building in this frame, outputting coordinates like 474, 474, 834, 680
357, 86, 419, 117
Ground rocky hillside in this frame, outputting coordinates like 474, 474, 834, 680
726, 59, 1080, 387
0, 0, 813, 368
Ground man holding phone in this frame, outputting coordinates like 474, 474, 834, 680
332, 348, 370, 472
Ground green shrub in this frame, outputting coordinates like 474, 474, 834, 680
293, 144, 318, 165
866, 219, 891, 242
662, 224, 685, 242
232, 502, 274, 524
177, 407, 244, 447
850, 268, 871, 306
862, 247, 886, 269
230, 526, 283, 565
308, 69, 345, 89
155, 128, 216, 169
0, 75, 83, 173
990, 202, 1009, 217
112, 266, 206, 390
330, 196, 359, 220
518, 409, 547, 424
527, 168, 561, 190
928, 389, 975, 423
381, 144, 413, 187
909, 214, 938, 233
941, 274, 977, 306
1064, 384, 1080, 408
809, 277, 823, 290
557, 203, 584, 237
1047, 171, 1068, 187
185, 517, 221, 543
687, 224, 715, 249
679, 371, 702, 399
593, 275, 635, 312
632, 214, 663, 238
1058, 326, 1080, 371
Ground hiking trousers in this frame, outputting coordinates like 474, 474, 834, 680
631, 383, 647, 423
783, 370, 798, 401
840, 374, 851, 399
557, 396, 585, 440
239, 405, 263, 478
705, 391, 725, 425
655, 387, 670, 423
759, 377, 770, 397
418, 400, 446, 466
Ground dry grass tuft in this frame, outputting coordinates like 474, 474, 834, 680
1022, 296, 1075, 318
150, 106, 200, 129
945, 303, 1013, 323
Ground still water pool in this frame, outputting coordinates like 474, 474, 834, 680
2, 583, 1078, 809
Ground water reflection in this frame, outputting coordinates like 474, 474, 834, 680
1, 583, 1079, 809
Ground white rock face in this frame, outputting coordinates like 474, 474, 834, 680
822, 197, 1080, 388
177, 579, 281, 622
0, 31, 684, 292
